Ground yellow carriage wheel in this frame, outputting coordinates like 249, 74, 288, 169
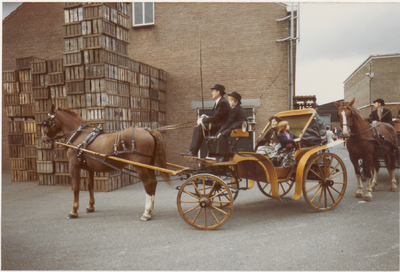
302, 153, 347, 211
177, 174, 233, 230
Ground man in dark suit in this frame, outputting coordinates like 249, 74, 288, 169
370, 98, 393, 125
215, 92, 246, 162
181, 84, 230, 157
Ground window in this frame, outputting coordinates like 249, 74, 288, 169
133, 2, 154, 27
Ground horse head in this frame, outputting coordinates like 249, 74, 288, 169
42, 104, 61, 142
334, 97, 356, 138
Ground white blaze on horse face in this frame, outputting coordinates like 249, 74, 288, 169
341, 111, 349, 136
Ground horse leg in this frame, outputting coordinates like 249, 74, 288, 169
350, 156, 364, 198
86, 170, 95, 212
69, 165, 80, 218
363, 156, 374, 202
371, 159, 380, 191
385, 155, 398, 192
137, 168, 157, 221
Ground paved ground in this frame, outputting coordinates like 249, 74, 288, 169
1, 145, 399, 270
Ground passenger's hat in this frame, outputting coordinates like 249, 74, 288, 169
211, 84, 225, 94
373, 98, 385, 105
228, 92, 242, 104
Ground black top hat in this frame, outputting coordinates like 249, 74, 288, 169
228, 92, 242, 104
211, 84, 225, 94
373, 98, 385, 106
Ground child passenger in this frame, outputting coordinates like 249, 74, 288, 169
276, 121, 300, 167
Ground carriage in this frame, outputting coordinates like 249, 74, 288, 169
43, 106, 348, 230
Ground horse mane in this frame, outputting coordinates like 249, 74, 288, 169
349, 104, 370, 125
57, 106, 85, 122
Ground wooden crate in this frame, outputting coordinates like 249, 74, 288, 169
18, 70, 32, 83
48, 72, 65, 86
26, 158, 37, 170
9, 145, 25, 158
66, 80, 85, 94
25, 145, 37, 158
159, 69, 167, 82
31, 61, 47, 74
2, 70, 19, 82
32, 87, 50, 99
86, 93, 129, 108
118, 66, 131, 82
67, 94, 87, 108
12, 170, 28, 182
19, 93, 33, 105
16, 57, 43, 70
20, 83, 32, 94
140, 63, 149, 75
53, 97, 68, 108
84, 48, 117, 66
118, 81, 130, 96
54, 148, 68, 161
64, 36, 83, 52
150, 99, 159, 111
37, 161, 54, 174
27, 170, 38, 181
159, 90, 166, 102
35, 99, 52, 113
35, 112, 48, 125
55, 174, 71, 186
82, 34, 127, 55
150, 88, 159, 100
4, 94, 20, 106
64, 6, 83, 24
85, 78, 118, 94
24, 120, 36, 133
3, 82, 19, 94
149, 66, 159, 79
82, 4, 106, 20
159, 101, 166, 112
86, 107, 105, 121
150, 77, 159, 90
140, 98, 151, 110
158, 111, 166, 124
64, 51, 83, 66
50, 85, 67, 99
139, 74, 149, 87
11, 158, 26, 170
117, 2, 131, 17
8, 119, 24, 133
55, 161, 69, 174
130, 85, 140, 97
65, 65, 85, 81
64, 22, 82, 37
38, 149, 54, 161
38, 173, 55, 185
21, 104, 35, 117
159, 80, 166, 91
36, 138, 53, 149
32, 74, 47, 88
24, 133, 36, 146
8, 133, 24, 146
5, 106, 21, 118
117, 13, 130, 29
47, 59, 64, 73
84, 63, 118, 80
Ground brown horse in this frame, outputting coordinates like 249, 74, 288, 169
42, 104, 171, 220
335, 98, 398, 201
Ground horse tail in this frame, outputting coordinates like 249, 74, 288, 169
149, 129, 172, 186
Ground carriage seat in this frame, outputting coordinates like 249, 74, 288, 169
205, 129, 250, 157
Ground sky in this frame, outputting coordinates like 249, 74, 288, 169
2, 1, 400, 105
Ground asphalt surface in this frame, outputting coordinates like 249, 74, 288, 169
1, 145, 399, 270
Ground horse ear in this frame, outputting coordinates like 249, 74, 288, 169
50, 104, 56, 113
348, 97, 355, 107
334, 101, 342, 108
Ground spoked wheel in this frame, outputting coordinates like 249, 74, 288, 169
303, 153, 347, 211
257, 179, 294, 197
177, 174, 233, 230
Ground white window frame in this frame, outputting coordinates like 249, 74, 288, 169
132, 2, 155, 27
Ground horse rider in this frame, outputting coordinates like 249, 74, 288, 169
214, 91, 246, 162
370, 98, 393, 125
181, 84, 230, 157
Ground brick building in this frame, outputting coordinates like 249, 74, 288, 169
343, 53, 400, 119
2, 2, 296, 172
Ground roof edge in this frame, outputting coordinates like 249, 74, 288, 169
3, 3, 26, 23
343, 53, 400, 84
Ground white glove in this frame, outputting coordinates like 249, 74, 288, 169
197, 117, 203, 126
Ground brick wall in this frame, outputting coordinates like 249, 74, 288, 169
2, 3, 65, 171
344, 55, 400, 118
127, 2, 292, 165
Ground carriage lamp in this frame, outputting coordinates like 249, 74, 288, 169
247, 117, 256, 132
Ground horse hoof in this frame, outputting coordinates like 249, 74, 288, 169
68, 213, 78, 219
140, 215, 151, 221
86, 207, 95, 213
390, 187, 398, 192
355, 193, 364, 198
364, 196, 373, 202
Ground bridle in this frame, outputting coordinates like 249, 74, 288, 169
339, 105, 376, 138
41, 111, 58, 135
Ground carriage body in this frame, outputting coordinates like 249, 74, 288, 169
177, 108, 348, 229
